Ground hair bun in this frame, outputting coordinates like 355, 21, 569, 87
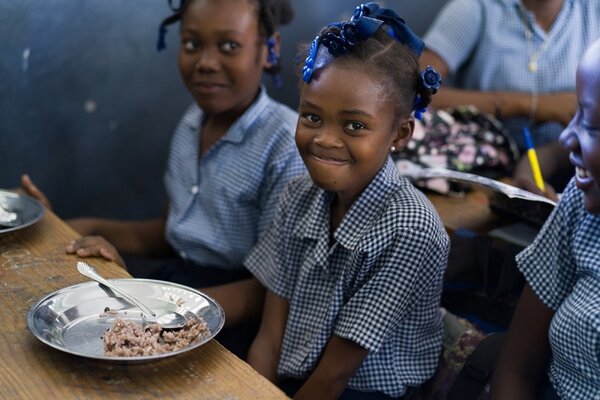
276, 0, 294, 26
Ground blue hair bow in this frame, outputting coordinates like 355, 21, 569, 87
302, 2, 441, 121
302, 2, 425, 82
354, 3, 424, 56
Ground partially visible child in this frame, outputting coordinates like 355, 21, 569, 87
491, 37, 600, 399
245, 3, 449, 399
22, 0, 305, 350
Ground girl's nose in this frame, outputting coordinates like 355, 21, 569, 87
559, 123, 580, 153
313, 127, 342, 148
194, 49, 220, 72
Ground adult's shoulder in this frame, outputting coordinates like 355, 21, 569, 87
424, 0, 488, 72
428, 0, 486, 24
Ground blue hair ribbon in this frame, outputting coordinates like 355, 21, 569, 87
156, 1, 187, 52
302, 2, 425, 82
302, 2, 440, 120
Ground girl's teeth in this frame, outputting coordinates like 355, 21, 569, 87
576, 167, 589, 178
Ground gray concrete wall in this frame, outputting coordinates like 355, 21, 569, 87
0, 0, 447, 219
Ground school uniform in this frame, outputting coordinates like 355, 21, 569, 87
424, 0, 600, 150
164, 88, 305, 273
245, 158, 450, 398
517, 179, 600, 399
127, 88, 304, 359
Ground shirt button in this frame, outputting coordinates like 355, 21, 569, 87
304, 332, 312, 343
190, 185, 199, 195
179, 250, 187, 259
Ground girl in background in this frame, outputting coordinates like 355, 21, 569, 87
23, 0, 305, 357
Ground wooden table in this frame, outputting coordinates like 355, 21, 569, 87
426, 189, 502, 235
0, 210, 288, 399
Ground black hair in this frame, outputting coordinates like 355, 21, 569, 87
298, 25, 433, 118
158, 0, 294, 77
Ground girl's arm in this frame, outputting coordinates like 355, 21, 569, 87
247, 290, 289, 383
201, 278, 265, 328
21, 173, 171, 259
295, 336, 368, 400
66, 217, 170, 256
490, 283, 554, 400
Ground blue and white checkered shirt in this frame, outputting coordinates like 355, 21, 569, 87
245, 159, 450, 397
164, 88, 305, 269
517, 179, 600, 399
424, 0, 600, 149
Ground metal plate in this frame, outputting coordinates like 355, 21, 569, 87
27, 279, 225, 362
0, 190, 44, 233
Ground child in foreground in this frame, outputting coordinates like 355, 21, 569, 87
245, 3, 449, 399
491, 38, 600, 399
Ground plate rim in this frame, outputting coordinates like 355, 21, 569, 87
27, 278, 225, 362
0, 189, 45, 234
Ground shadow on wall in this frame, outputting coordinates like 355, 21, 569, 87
0, 0, 446, 220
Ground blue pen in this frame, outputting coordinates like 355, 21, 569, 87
522, 127, 546, 192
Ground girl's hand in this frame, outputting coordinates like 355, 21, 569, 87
512, 174, 558, 201
20, 174, 52, 210
66, 236, 126, 269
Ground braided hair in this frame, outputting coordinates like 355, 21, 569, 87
299, 26, 434, 119
157, 0, 294, 77
297, 4, 440, 120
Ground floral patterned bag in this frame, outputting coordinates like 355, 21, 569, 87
394, 106, 519, 194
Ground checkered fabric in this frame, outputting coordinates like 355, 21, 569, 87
245, 159, 450, 397
164, 88, 305, 269
424, 0, 600, 150
517, 179, 600, 399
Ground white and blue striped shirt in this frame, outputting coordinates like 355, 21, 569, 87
164, 88, 305, 269
424, 0, 600, 149
246, 159, 449, 397
517, 180, 600, 399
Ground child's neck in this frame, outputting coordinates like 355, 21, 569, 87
329, 195, 353, 238
198, 89, 261, 157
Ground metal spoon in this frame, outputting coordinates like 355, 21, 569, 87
77, 261, 187, 329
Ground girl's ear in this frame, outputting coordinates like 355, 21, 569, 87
391, 117, 414, 152
264, 32, 282, 69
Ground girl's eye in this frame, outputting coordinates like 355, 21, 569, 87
583, 123, 600, 136
221, 41, 240, 52
182, 39, 200, 51
345, 121, 366, 131
303, 114, 320, 124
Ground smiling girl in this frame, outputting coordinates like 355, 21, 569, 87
491, 37, 600, 400
244, 3, 448, 399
